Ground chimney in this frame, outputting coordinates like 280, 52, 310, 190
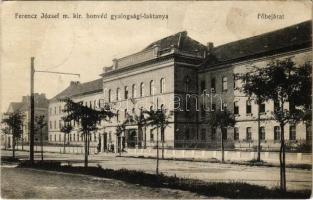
207, 42, 214, 52
112, 59, 118, 70
70, 81, 80, 86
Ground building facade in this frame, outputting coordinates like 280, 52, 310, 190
48, 20, 312, 152
2, 93, 49, 149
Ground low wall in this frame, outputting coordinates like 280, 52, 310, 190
2, 144, 311, 165
10, 145, 98, 154
125, 148, 312, 164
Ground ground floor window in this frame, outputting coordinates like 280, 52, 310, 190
306, 124, 312, 141
234, 127, 239, 141
201, 128, 206, 141
150, 129, 154, 142
274, 126, 281, 141
211, 128, 216, 140
289, 125, 296, 140
260, 127, 265, 140
246, 127, 252, 141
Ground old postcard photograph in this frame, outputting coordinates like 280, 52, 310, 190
0, 0, 312, 199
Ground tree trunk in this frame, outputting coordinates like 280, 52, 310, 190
12, 135, 15, 158
257, 103, 261, 161
63, 133, 66, 154
156, 128, 159, 175
40, 128, 43, 161
161, 127, 164, 159
280, 123, 286, 192
221, 128, 224, 163
84, 132, 88, 168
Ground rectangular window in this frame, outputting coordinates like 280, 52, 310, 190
49, 135, 52, 141
49, 121, 52, 129
260, 127, 265, 140
59, 120, 62, 129
54, 121, 56, 129
246, 127, 252, 141
211, 128, 216, 140
211, 103, 216, 111
234, 102, 239, 115
200, 80, 205, 93
54, 107, 57, 115
234, 127, 239, 141
54, 134, 56, 142
185, 128, 190, 140
246, 101, 252, 114
59, 134, 61, 142
150, 129, 154, 142
259, 103, 265, 113
274, 100, 280, 111
59, 106, 62, 114
201, 128, 206, 141
124, 86, 129, 99
289, 125, 296, 140
211, 78, 216, 92
306, 124, 312, 141
222, 77, 228, 91
274, 126, 281, 141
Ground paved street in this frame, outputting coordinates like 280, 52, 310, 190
1, 167, 207, 199
2, 150, 311, 191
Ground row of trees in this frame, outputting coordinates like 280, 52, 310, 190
1, 112, 47, 160
1, 58, 311, 192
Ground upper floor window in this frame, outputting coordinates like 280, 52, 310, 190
259, 102, 266, 113
124, 109, 127, 118
124, 86, 129, 100
201, 128, 206, 141
246, 100, 252, 114
116, 110, 119, 122
59, 106, 62, 114
234, 102, 239, 115
234, 127, 239, 141
116, 88, 120, 101
140, 82, 144, 97
150, 80, 154, 95
132, 84, 136, 98
54, 107, 57, 115
222, 77, 228, 91
211, 78, 216, 92
108, 89, 112, 102
274, 100, 280, 111
160, 78, 165, 94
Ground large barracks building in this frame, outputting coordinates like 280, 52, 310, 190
48, 20, 312, 152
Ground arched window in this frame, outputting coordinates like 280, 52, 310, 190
132, 84, 136, 98
116, 110, 119, 122
160, 78, 165, 93
150, 80, 154, 95
124, 86, 129, 99
140, 82, 144, 97
116, 88, 120, 101
108, 89, 111, 102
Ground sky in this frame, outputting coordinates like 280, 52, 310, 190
1, 0, 311, 113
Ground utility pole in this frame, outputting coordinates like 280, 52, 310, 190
30, 57, 35, 164
29, 57, 80, 164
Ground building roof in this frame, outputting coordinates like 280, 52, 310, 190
204, 20, 312, 67
50, 78, 103, 101
143, 31, 207, 53
7, 102, 23, 113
